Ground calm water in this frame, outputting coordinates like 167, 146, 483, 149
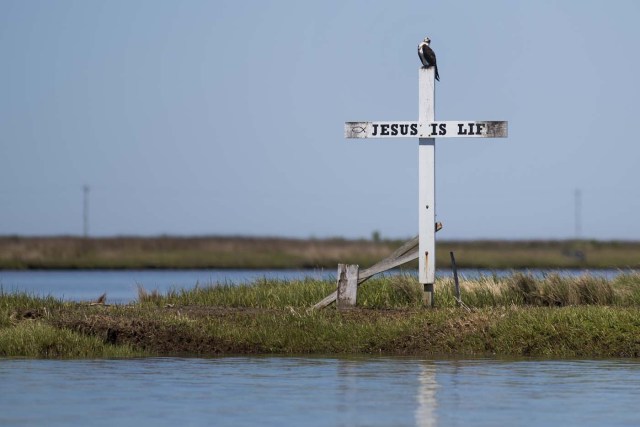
0, 269, 633, 304
1, 357, 640, 426
0, 269, 335, 304
2, 272, 639, 426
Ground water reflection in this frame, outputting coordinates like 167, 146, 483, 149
337, 360, 359, 424
2, 358, 640, 426
415, 362, 438, 427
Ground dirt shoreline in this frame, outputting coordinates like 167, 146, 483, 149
6, 303, 639, 358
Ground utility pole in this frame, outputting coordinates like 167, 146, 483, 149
83, 185, 90, 238
574, 188, 582, 239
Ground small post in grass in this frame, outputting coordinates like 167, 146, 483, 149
336, 264, 359, 310
450, 252, 461, 306
450, 251, 471, 311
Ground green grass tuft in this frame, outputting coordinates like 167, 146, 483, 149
0, 321, 143, 358
4, 273, 640, 358
135, 272, 640, 309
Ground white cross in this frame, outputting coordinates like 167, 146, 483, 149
344, 67, 508, 305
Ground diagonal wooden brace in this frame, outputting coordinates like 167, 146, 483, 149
312, 232, 437, 310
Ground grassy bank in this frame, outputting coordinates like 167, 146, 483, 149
0, 293, 143, 358
3, 273, 640, 358
2, 236, 640, 270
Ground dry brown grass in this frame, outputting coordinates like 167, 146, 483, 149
0, 236, 399, 269
2, 236, 640, 269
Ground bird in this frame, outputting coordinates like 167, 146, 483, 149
418, 37, 440, 81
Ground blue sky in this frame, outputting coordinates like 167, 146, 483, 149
1, 0, 639, 240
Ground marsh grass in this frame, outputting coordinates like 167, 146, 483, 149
138, 278, 336, 308
4, 236, 640, 270
0, 288, 64, 328
137, 284, 163, 303
136, 275, 426, 309
497, 272, 640, 307
0, 236, 399, 270
4, 273, 640, 358
135, 272, 640, 309
0, 289, 142, 358
0, 321, 142, 358
201, 309, 426, 354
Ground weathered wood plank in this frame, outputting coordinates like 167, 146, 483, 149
312, 249, 419, 310
311, 236, 420, 310
345, 121, 418, 138
376, 235, 418, 264
359, 249, 418, 282
311, 290, 338, 311
336, 264, 359, 309
312, 225, 442, 310
344, 121, 508, 139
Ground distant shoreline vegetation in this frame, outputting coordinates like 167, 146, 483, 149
1, 236, 640, 270
2, 273, 640, 359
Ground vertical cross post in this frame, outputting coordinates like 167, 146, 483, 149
418, 67, 436, 306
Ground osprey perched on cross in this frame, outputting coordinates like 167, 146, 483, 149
418, 37, 440, 81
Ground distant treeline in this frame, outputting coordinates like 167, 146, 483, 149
1, 236, 639, 270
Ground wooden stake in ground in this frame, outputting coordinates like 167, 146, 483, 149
336, 264, 358, 309
312, 235, 420, 310
344, 45, 508, 306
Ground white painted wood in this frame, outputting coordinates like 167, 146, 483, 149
345, 121, 419, 138
345, 121, 507, 138
312, 236, 420, 310
312, 290, 339, 310
419, 67, 436, 286
312, 224, 446, 310
340, 58, 509, 307
312, 250, 419, 310
314, 253, 419, 310
360, 249, 418, 282
421, 121, 507, 138
336, 264, 359, 309
419, 67, 435, 124
419, 140, 435, 285
312, 247, 418, 310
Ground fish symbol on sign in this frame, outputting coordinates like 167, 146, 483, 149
350, 125, 367, 135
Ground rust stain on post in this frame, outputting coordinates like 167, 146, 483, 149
423, 251, 435, 307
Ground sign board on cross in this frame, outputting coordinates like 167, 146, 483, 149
344, 65, 508, 306
344, 121, 507, 139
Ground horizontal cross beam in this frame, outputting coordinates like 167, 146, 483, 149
344, 121, 507, 139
